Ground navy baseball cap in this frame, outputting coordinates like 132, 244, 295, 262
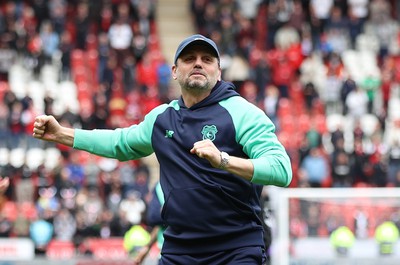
174, 34, 220, 64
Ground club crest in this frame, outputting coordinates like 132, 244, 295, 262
201, 125, 218, 141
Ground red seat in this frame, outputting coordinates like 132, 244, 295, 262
313, 114, 327, 134
46, 240, 75, 259
277, 98, 292, 118
71, 49, 85, 69
0, 81, 9, 101
279, 115, 296, 133
86, 50, 99, 83
19, 202, 37, 220
85, 33, 98, 51
298, 114, 311, 133
1, 201, 18, 221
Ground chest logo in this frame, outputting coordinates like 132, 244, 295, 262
165, 130, 174, 138
201, 125, 218, 141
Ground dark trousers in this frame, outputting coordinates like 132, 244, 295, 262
159, 246, 267, 265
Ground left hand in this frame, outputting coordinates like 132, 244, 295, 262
190, 139, 221, 168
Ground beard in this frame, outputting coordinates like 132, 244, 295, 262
179, 77, 211, 92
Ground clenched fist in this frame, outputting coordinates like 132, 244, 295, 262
32, 115, 75, 147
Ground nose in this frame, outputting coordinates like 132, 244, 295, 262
194, 56, 203, 67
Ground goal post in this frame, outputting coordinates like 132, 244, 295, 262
269, 187, 400, 265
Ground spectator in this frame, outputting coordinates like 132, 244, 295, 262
21, 97, 40, 148
349, 138, 369, 185
0, 211, 12, 237
156, 57, 172, 103
108, 17, 133, 67
0, 102, 10, 147
309, 0, 334, 50
331, 149, 352, 187
122, 55, 137, 94
364, 0, 399, 59
116, 2, 132, 25
287, 0, 306, 34
345, 85, 369, 122
370, 151, 388, 187
36, 186, 60, 220
131, 29, 147, 60
263, 84, 280, 128
305, 202, 321, 236
135, 1, 152, 38
323, 69, 343, 115
136, 51, 158, 89
73, 209, 98, 246
330, 125, 345, 151
53, 206, 77, 241
275, 0, 294, 25
81, 186, 103, 229
119, 190, 146, 225
347, 5, 365, 49
387, 139, 400, 186
299, 147, 330, 187
128, 165, 150, 199
340, 77, 356, 115
98, 208, 116, 238
105, 177, 123, 215
48, 0, 66, 36
8, 101, 25, 148
360, 73, 381, 114
98, 3, 113, 32
21, 5, 38, 38
252, 56, 272, 100
271, 53, 296, 98
347, 0, 369, 25
31, 0, 49, 29
305, 121, 322, 149
265, 3, 280, 49
74, 2, 91, 50
274, 23, 300, 51
59, 30, 73, 80
200, 2, 219, 37
64, 150, 85, 190
235, 0, 261, 22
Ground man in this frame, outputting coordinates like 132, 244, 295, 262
0, 177, 9, 195
33, 34, 292, 265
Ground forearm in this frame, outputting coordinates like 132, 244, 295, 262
57, 127, 75, 147
222, 155, 292, 187
223, 156, 254, 181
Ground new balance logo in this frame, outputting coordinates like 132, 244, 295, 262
165, 130, 174, 138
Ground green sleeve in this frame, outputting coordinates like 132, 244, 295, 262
73, 104, 169, 161
220, 97, 292, 187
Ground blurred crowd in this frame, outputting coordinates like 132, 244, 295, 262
0, 0, 400, 256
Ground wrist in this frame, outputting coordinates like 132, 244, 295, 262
219, 151, 230, 169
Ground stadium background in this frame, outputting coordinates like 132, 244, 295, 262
0, 0, 400, 264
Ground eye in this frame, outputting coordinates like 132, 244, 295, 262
203, 56, 214, 63
183, 55, 195, 62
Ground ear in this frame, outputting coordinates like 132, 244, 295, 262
172, 65, 177, 80
217, 67, 222, 81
